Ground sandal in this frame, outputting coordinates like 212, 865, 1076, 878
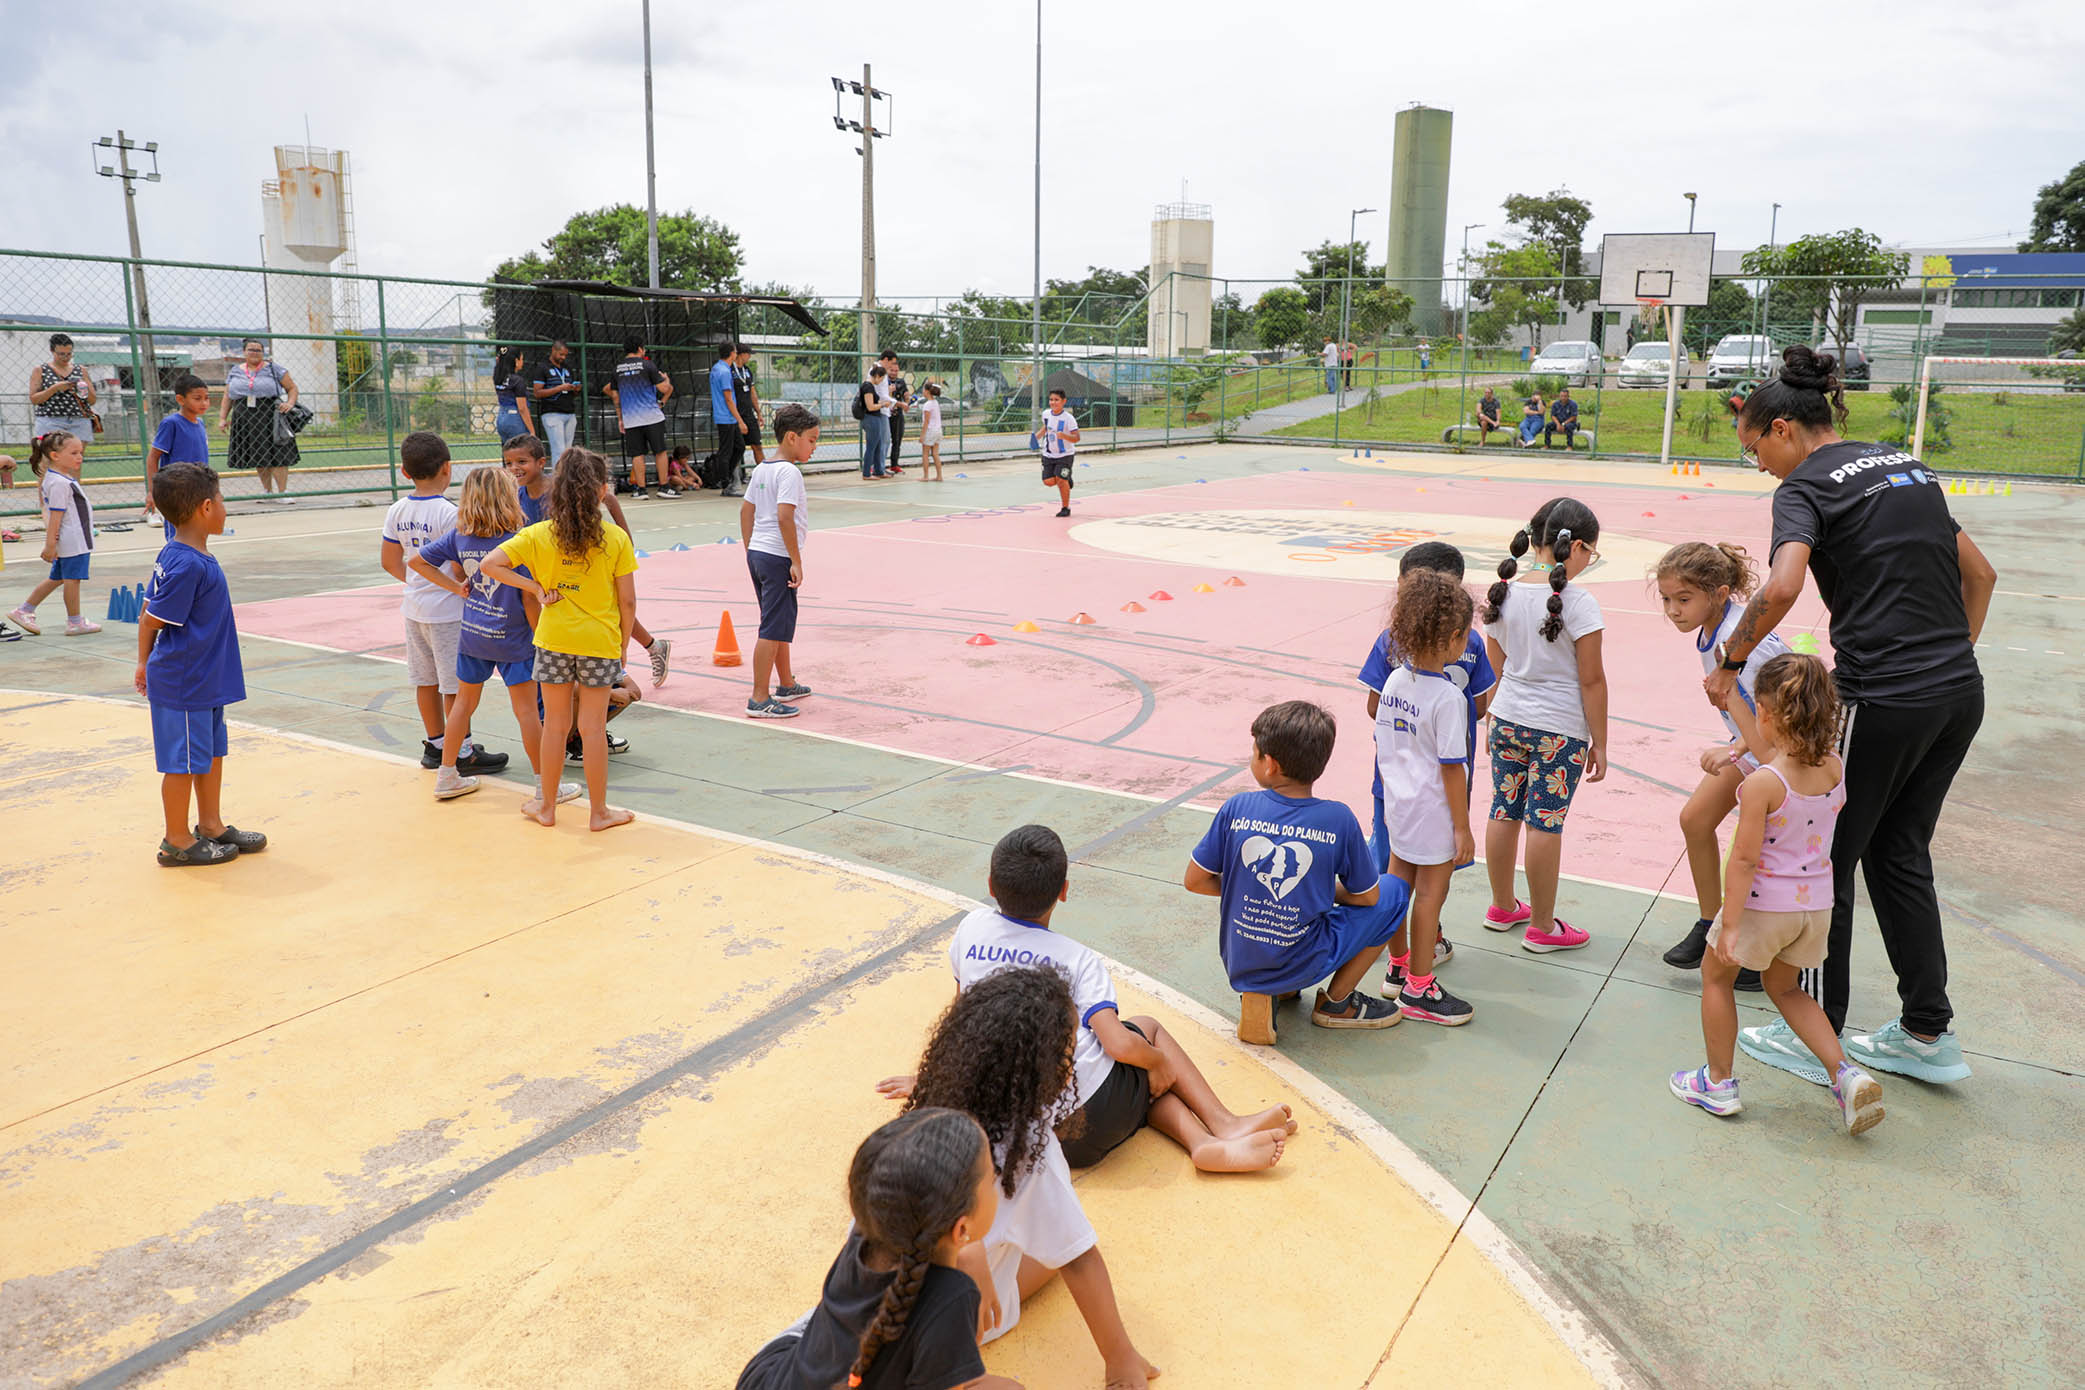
197, 824, 269, 853
159, 837, 240, 867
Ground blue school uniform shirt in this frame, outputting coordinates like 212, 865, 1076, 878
1357, 629, 1495, 797
418, 527, 534, 664
151, 414, 211, 539
517, 483, 550, 526
144, 541, 245, 711
1191, 789, 1375, 993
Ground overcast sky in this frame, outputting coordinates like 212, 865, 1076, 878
4, 0, 2081, 307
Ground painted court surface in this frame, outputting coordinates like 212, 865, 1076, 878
3, 442, 2082, 1387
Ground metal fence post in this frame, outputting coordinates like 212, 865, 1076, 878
376, 278, 399, 501
120, 259, 149, 489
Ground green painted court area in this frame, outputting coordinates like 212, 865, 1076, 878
4, 442, 2082, 1386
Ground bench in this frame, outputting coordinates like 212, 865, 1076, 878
1441, 422, 1591, 450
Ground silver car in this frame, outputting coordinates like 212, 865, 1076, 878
1706, 334, 1777, 390
1529, 340, 1603, 387
1617, 341, 1693, 389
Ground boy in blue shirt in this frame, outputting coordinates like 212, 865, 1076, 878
145, 374, 212, 535
1186, 700, 1412, 1044
135, 464, 266, 867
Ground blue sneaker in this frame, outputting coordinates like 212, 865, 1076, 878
1669, 1065, 1742, 1116
1738, 1019, 1830, 1087
1844, 1018, 1972, 1084
773, 682, 814, 700
745, 697, 801, 720
1831, 1062, 1885, 1135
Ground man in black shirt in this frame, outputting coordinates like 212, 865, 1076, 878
1709, 349, 1996, 1089
879, 349, 909, 475
529, 340, 582, 462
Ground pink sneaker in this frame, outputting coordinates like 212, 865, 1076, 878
64, 616, 102, 636
1522, 919, 1591, 953
8, 606, 39, 636
1483, 899, 1532, 932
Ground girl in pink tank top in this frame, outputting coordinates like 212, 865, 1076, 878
1671, 653, 1884, 1136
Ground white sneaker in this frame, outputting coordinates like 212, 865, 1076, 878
556, 781, 583, 803
434, 767, 480, 800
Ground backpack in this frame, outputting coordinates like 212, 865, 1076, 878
850, 381, 870, 421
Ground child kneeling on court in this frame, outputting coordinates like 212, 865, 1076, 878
736, 1107, 1020, 1390
1670, 653, 1884, 1135
134, 464, 269, 867
1185, 700, 1412, 1043
882, 824, 1294, 1174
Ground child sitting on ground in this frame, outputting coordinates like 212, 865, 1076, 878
1185, 700, 1412, 1043
736, 1108, 1021, 1390
134, 464, 268, 867
663, 445, 700, 495
905, 965, 1159, 1389
1671, 653, 1884, 1136
880, 824, 1294, 1174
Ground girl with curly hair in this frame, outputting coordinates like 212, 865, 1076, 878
906, 965, 1159, 1389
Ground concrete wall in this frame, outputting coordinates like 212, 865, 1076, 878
1386, 106, 1453, 336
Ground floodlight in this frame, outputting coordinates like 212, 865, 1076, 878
833, 115, 847, 130
831, 76, 845, 92
98, 136, 112, 147
100, 165, 114, 176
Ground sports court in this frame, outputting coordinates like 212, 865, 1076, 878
5, 438, 2081, 1388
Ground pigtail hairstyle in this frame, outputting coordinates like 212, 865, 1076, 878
905, 963, 1079, 1198
844, 1108, 992, 1388
1483, 499, 1555, 626
27, 429, 77, 478
1735, 345, 1849, 434
547, 448, 608, 560
1390, 567, 1475, 665
1753, 653, 1841, 767
1530, 497, 1602, 642
1652, 540, 1758, 599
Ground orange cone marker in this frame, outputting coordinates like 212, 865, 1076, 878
713, 610, 744, 667
1121, 601, 1147, 613
1069, 611, 1097, 625
1149, 590, 1174, 601
1223, 576, 1247, 587
966, 632, 997, 647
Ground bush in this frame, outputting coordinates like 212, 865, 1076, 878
1878, 382, 1951, 453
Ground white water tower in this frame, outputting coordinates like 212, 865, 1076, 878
1149, 202, 1214, 357
260, 146, 355, 419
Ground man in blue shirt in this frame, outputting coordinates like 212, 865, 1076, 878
709, 344, 748, 496
605, 338, 674, 500
1544, 388, 1582, 449
1185, 700, 1411, 1043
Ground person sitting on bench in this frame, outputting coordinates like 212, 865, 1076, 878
1544, 389, 1581, 449
1475, 388, 1504, 443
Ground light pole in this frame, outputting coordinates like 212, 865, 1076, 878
642, 0, 659, 288
1759, 201, 1781, 341
1457, 222, 1483, 434
831, 71, 892, 361
1337, 206, 1376, 405
1685, 192, 1698, 234
95, 130, 161, 431
1032, 0, 1044, 438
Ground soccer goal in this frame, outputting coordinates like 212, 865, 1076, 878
1912, 356, 2085, 469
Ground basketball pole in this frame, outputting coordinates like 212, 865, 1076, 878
1659, 304, 1684, 472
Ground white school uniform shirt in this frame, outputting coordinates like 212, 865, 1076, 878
41, 469, 94, 558
949, 907, 1118, 1109
381, 493, 465, 623
744, 460, 807, 559
1699, 599, 1789, 770
979, 1130, 1098, 1345
1487, 579, 1604, 742
1374, 665, 1469, 866
919, 396, 943, 435
1321, 341, 1339, 368
1041, 409, 1078, 458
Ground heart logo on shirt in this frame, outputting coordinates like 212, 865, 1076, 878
1240, 835, 1314, 901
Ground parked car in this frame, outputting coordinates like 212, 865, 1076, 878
1617, 341, 1693, 389
1814, 341, 1872, 390
1706, 334, 1778, 391
1529, 340, 1603, 386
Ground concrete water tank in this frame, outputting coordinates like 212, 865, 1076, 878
1386, 106, 1453, 336
260, 147, 351, 421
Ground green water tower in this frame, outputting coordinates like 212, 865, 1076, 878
1386, 104, 1453, 336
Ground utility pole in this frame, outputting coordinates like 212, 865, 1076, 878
643, 0, 659, 288
1759, 201, 1781, 341
831, 69, 891, 362
1685, 192, 1698, 234
1338, 206, 1376, 406
96, 130, 161, 430
1457, 222, 1483, 437
1032, 0, 1044, 436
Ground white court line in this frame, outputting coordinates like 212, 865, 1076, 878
3, 684, 1635, 1389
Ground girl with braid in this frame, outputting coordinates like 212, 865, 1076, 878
1479, 498, 1607, 955
736, 1107, 1019, 1389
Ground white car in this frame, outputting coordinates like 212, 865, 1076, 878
1529, 340, 1603, 387
1617, 341, 1693, 389
1706, 334, 1778, 390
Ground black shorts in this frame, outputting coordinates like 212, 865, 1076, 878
1041, 456, 1075, 483
1058, 1021, 1151, 1168
748, 548, 798, 643
623, 420, 666, 456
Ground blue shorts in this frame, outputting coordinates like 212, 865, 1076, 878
1489, 716, 1590, 832
458, 652, 536, 688
49, 554, 90, 581
150, 704, 227, 775
747, 548, 798, 642
1225, 873, 1413, 995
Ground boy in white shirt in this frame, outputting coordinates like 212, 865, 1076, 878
379, 433, 505, 774
1039, 388, 1080, 518
739, 404, 819, 719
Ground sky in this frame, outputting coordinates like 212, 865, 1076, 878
3, 0, 2082, 309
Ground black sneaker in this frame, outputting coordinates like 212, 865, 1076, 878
1397, 977, 1475, 1026
1736, 968, 1764, 993
455, 744, 510, 774
1311, 987, 1402, 1029
629, 488, 650, 500
1662, 918, 1712, 969
420, 739, 442, 770
1056, 506, 1071, 518
658, 486, 681, 498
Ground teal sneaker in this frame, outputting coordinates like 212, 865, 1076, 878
1737, 1019, 1830, 1087
1844, 1018, 1972, 1084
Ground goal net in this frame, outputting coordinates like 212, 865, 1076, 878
1913, 356, 2085, 477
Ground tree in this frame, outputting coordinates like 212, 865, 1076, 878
1349, 284, 1415, 342
1741, 229, 1907, 359
1211, 290, 1246, 348
1252, 286, 1311, 351
1471, 243, 1562, 348
1687, 278, 1758, 353
2020, 160, 2085, 252
2050, 306, 2085, 356
492, 205, 743, 292
1296, 240, 1379, 313
1041, 265, 1148, 327
1501, 190, 1596, 307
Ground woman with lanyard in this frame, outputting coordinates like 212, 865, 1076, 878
1707, 346, 1996, 1089
29, 333, 97, 449
493, 346, 535, 444
220, 338, 300, 503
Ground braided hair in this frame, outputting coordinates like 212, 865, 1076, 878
1483, 497, 1601, 642
844, 1108, 992, 1387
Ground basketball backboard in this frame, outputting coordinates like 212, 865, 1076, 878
1597, 233, 1714, 307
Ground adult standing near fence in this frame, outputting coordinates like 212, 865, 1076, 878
530, 340, 582, 461
493, 347, 535, 444
1708, 346, 1997, 1090
709, 343, 748, 496
732, 343, 766, 467
220, 338, 300, 503
29, 334, 96, 452
856, 364, 890, 479
879, 349, 908, 475
1320, 336, 1340, 395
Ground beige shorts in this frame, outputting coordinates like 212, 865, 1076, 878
1708, 908, 1829, 972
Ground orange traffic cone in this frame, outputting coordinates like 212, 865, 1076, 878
1069, 611, 1097, 625
966, 632, 997, 647
1223, 576, 1246, 587
1121, 601, 1147, 613
713, 611, 743, 667
1149, 590, 1174, 601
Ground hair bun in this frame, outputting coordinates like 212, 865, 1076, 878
1778, 345, 1838, 393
